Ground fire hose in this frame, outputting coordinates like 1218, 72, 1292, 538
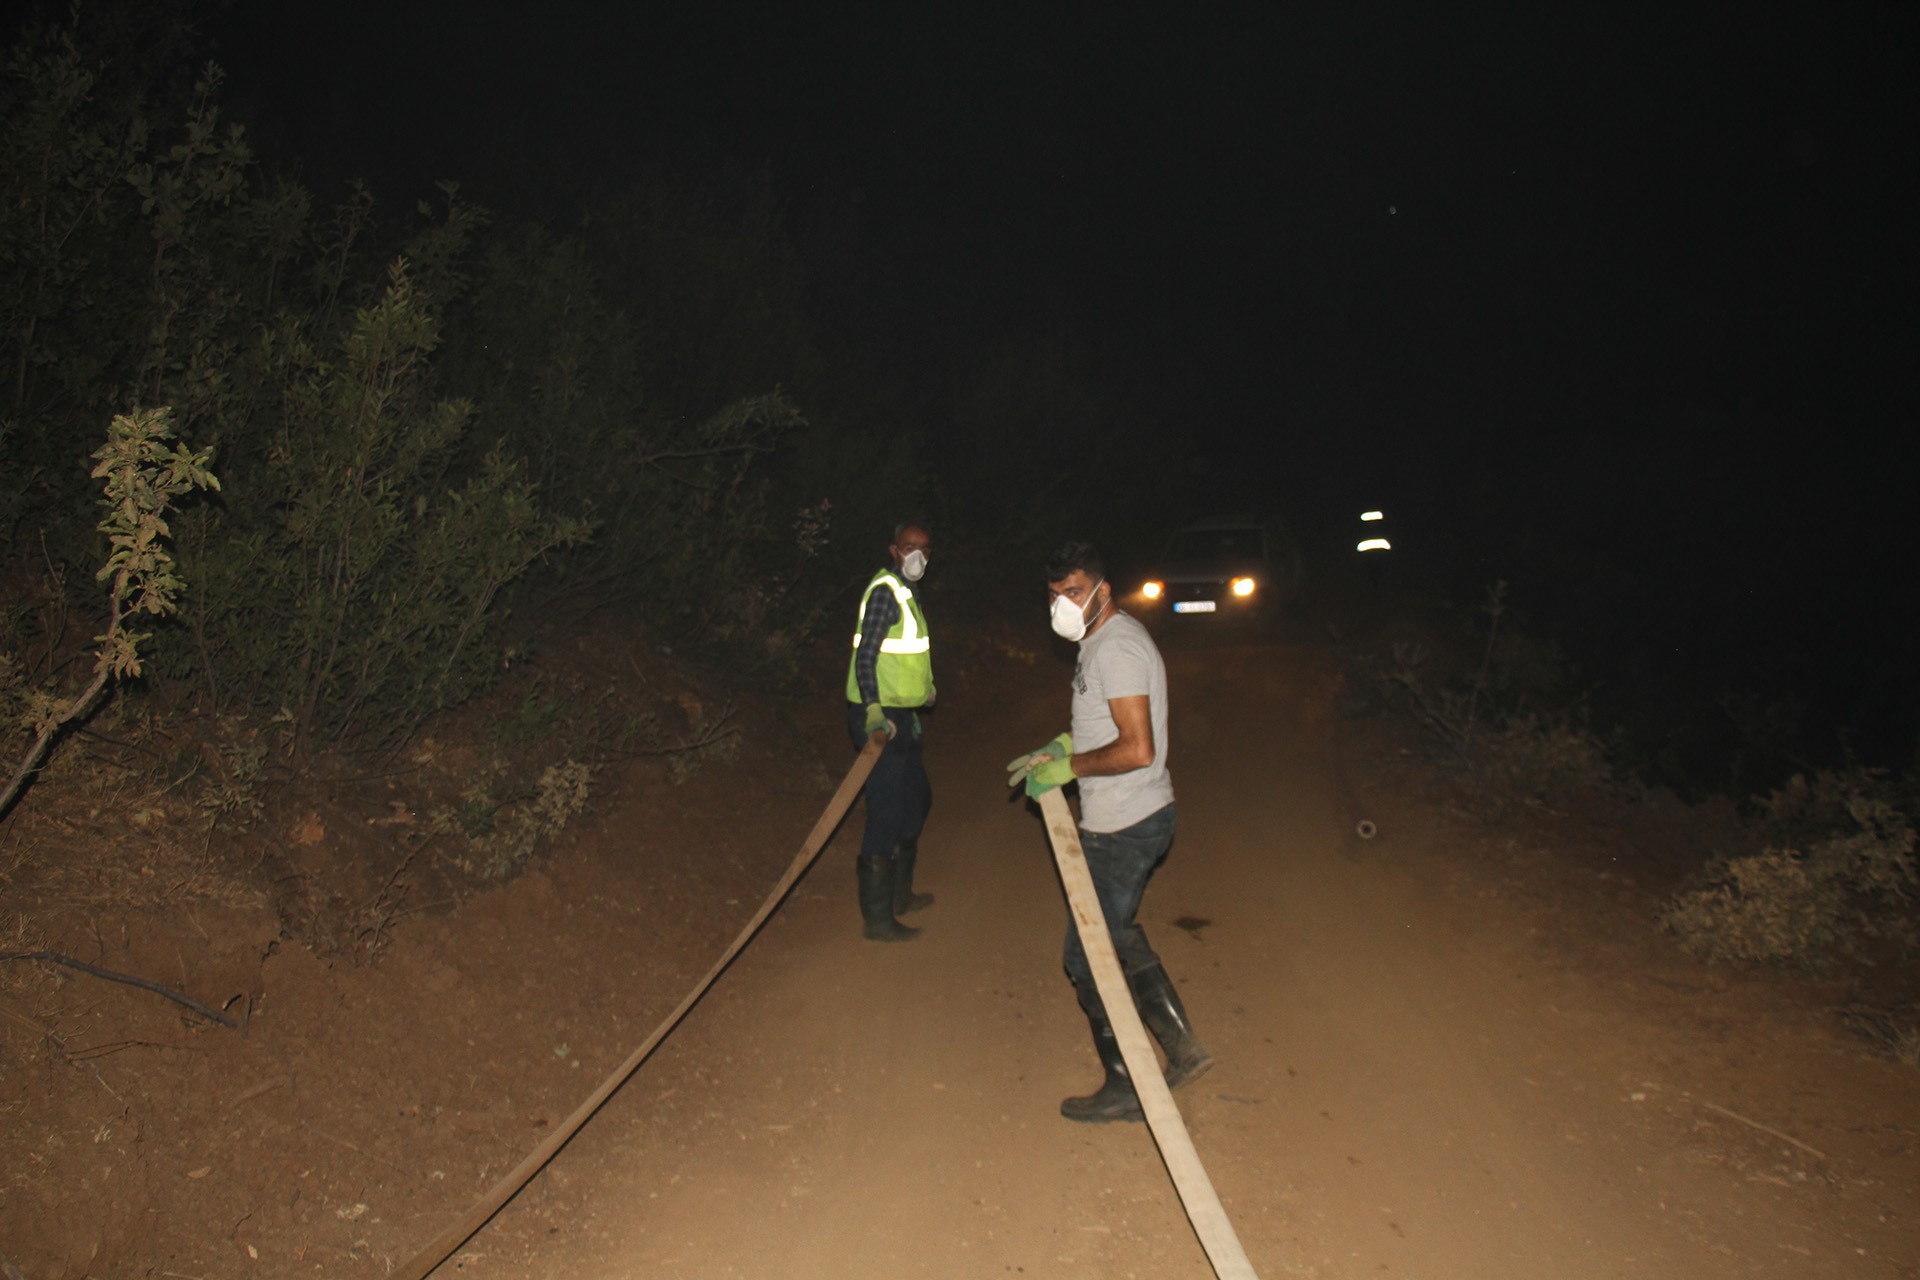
394, 734, 1259, 1279
391, 732, 889, 1280
1036, 788, 1260, 1280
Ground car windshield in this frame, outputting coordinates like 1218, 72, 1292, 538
1166, 528, 1264, 561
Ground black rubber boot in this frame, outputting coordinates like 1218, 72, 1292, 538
1132, 963, 1213, 1090
1059, 982, 1143, 1123
892, 838, 935, 914
857, 856, 920, 942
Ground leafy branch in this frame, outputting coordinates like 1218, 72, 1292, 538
0, 407, 217, 819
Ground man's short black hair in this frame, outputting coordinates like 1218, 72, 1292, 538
1044, 540, 1103, 584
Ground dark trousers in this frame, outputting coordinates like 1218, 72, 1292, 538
1063, 803, 1176, 986
845, 705, 931, 861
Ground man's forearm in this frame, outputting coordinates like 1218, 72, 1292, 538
1069, 694, 1154, 777
854, 638, 883, 706
1070, 738, 1154, 777
854, 589, 898, 705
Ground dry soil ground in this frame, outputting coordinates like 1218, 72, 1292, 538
3, 618, 1918, 1278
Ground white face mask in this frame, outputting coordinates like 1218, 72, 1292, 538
1049, 578, 1106, 642
900, 549, 928, 582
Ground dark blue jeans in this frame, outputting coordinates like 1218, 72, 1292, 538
845, 705, 931, 862
1063, 802, 1176, 986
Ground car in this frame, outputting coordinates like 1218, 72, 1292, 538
1130, 516, 1301, 621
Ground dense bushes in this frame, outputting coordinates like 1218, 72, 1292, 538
1363, 583, 1615, 808
0, 14, 882, 772
170, 262, 589, 755
1353, 584, 1918, 976
1662, 770, 1917, 969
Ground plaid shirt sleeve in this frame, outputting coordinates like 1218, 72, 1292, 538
853, 585, 901, 706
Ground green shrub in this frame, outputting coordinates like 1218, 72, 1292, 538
1475, 710, 1614, 800
438, 208, 827, 664
430, 757, 594, 880
194, 735, 266, 833
174, 264, 588, 756
1374, 621, 1613, 807
1661, 769, 1917, 968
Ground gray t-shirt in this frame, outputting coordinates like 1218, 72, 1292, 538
1072, 611, 1175, 833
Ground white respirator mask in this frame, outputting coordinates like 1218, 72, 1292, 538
1049, 578, 1106, 642
900, 549, 928, 582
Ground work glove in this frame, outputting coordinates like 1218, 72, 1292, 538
1020, 755, 1075, 798
1006, 732, 1073, 793
911, 712, 923, 740
863, 702, 896, 740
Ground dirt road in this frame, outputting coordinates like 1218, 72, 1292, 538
445, 634, 1917, 1279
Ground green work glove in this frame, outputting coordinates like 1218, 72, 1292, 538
863, 702, 895, 740
911, 712, 923, 740
1006, 732, 1073, 788
1021, 755, 1076, 798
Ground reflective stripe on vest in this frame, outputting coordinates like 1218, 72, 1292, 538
851, 574, 930, 654
846, 568, 934, 707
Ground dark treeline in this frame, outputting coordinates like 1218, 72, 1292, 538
0, 9, 1166, 764
4, 6, 1909, 804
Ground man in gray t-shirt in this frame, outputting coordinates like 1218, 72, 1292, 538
1005, 540, 1214, 1124
1071, 603, 1174, 834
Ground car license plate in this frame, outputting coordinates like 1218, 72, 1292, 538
1172, 600, 1216, 613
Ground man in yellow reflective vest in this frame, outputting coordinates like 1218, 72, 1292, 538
845, 521, 937, 941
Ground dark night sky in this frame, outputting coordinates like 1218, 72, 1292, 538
212, 5, 1914, 463
192, 1, 1920, 766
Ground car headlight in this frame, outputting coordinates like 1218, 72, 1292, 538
1141, 580, 1164, 600
1230, 577, 1256, 597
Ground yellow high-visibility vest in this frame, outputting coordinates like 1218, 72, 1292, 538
845, 569, 933, 706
